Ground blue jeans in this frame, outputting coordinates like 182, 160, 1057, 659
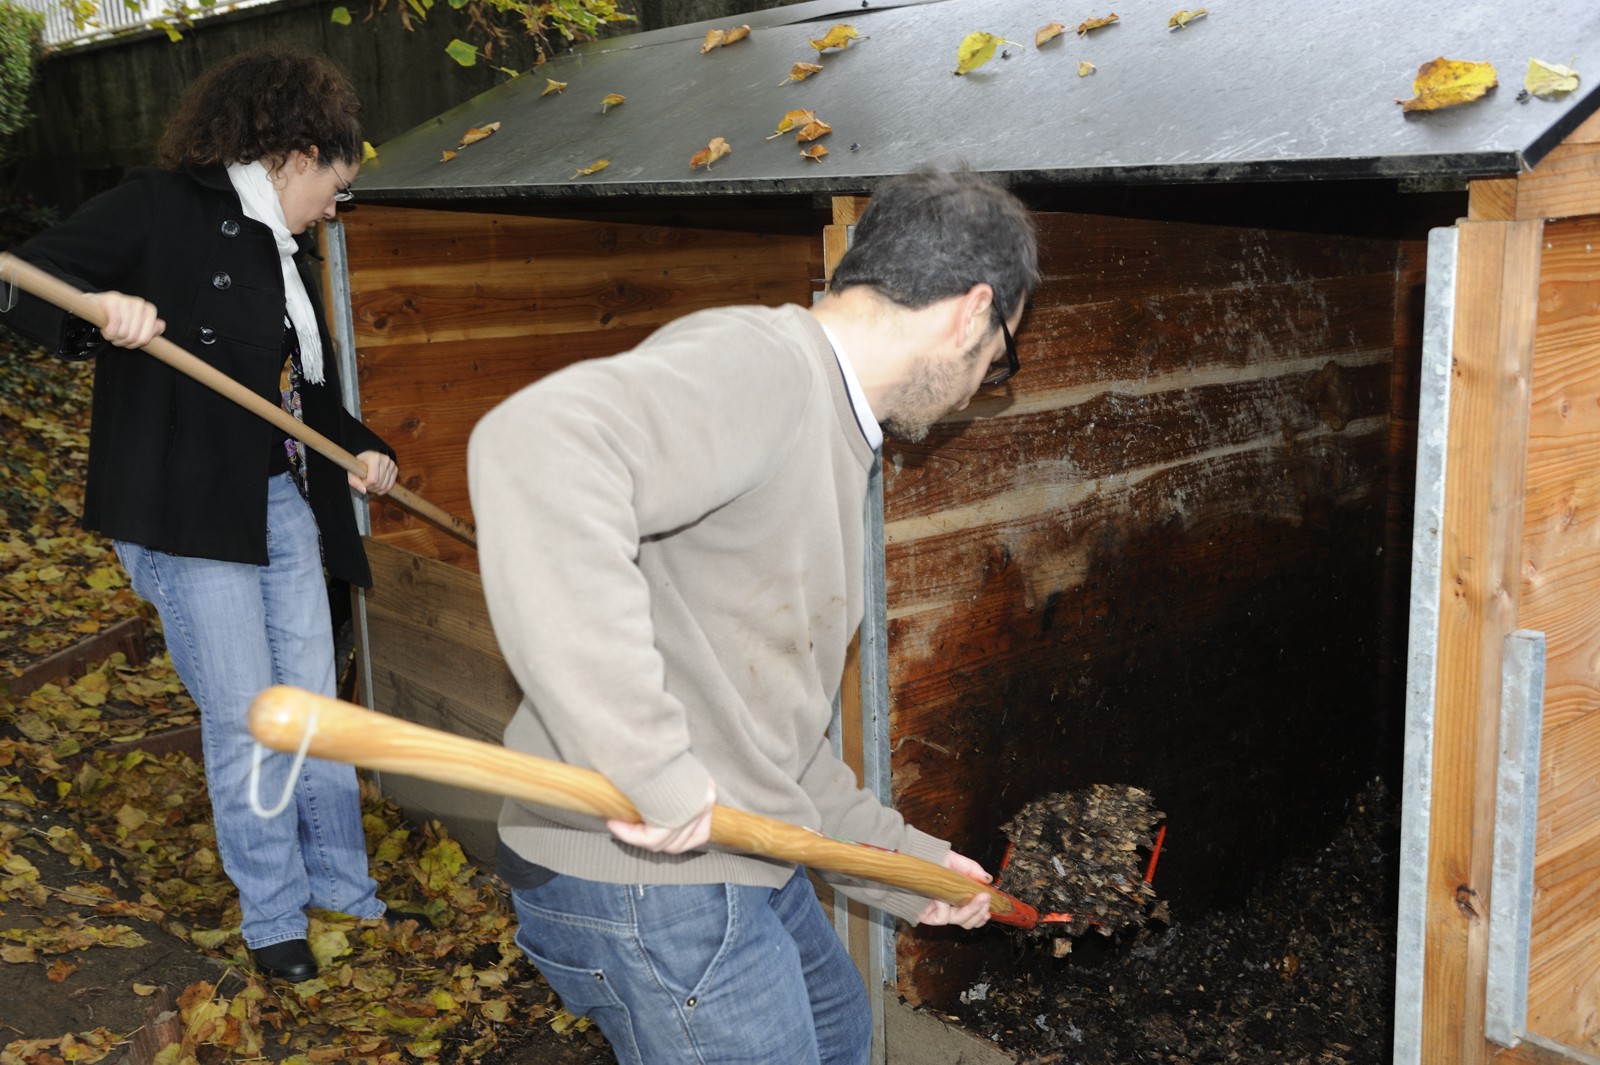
115, 473, 383, 948
511, 867, 872, 1065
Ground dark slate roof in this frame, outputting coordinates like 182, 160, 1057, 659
356, 0, 1600, 201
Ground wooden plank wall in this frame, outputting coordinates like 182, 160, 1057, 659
362, 536, 520, 856
1520, 213, 1600, 1055
881, 208, 1405, 1005
342, 203, 824, 568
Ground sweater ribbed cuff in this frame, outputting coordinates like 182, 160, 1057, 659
624, 749, 715, 830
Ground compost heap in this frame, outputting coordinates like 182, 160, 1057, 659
958, 777, 1398, 1064
998, 784, 1166, 952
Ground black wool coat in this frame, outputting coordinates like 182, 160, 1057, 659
3, 164, 391, 587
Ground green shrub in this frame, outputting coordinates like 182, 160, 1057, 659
0, 1, 43, 148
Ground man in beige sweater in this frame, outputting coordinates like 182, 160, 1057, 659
468, 168, 1037, 1065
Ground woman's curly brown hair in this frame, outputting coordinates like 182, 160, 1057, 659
157, 50, 362, 171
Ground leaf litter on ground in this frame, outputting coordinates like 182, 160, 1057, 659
1, 333, 605, 1063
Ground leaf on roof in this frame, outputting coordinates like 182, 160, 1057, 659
457, 121, 501, 148
795, 119, 832, 143
1167, 9, 1206, 29
1078, 60, 1096, 76
541, 78, 568, 96
781, 61, 823, 84
1035, 22, 1066, 46
955, 31, 1018, 76
1397, 57, 1498, 112
573, 160, 610, 178
361, 141, 378, 162
801, 144, 829, 161
766, 110, 816, 139
1525, 58, 1580, 98
690, 137, 733, 171
1077, 14, 1119, 35
723, 25, 751, 45
440, 150, 457, 163
810, 24, 863, 52
701, 28, 726, 52
600, 93, 626, 113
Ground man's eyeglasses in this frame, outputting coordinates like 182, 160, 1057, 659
982, 304, 1019, 388
333, 177, 355, 204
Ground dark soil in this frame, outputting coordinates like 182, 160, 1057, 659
950, 778, 1398, 1064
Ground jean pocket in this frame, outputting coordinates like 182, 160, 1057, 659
514, 938, 642, 1062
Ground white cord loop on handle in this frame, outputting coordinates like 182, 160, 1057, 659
248, 707, 318, 818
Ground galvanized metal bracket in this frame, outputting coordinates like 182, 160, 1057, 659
1392, 225, 1460, 1065
323, 220, 378, 722
1485, 629, 1547, 1048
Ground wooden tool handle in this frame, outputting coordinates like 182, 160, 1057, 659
248, 685, 1037, 927
0, 252, 476, 547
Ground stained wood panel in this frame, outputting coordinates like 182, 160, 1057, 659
1420, 219, 1543, 1065
342, 204, 821, 561
884, 209, 1408, 1006
360, 538, 522, 854
1518, 215, 1600, 1053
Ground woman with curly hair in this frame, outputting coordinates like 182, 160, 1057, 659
2, 50, 403, 983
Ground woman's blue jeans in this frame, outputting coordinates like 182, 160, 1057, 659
115, 472, 383, 948
511, 866, 872, 1064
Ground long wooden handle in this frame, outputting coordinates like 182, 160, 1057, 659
0, 253, 476, 547
248, 685, 1037, 927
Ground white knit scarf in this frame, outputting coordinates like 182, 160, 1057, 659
226, 160, 325, 384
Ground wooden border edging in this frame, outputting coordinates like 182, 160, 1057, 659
5, 616, 148, 697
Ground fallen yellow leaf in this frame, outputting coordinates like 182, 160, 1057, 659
1078, 60, 1096, 76
795, 119, 832, 143
440, 150, 457, 163
955, 31, 1017, 75
782, 61, 823, 84
541, 78, 568, 96
766, 109, 816, 138
1077, 13, 1119, 35
1036, 22, 1066, 46
1525, 57, 1579, 98
701, 28, 725, 52
457, 121, 501, 147
1167, 8, 1207, 28
690, 136, 733, 171
801, 144, 828, 161
723, 25, 750, 45
600, 93, 626, 113
810, 24, 862, 52
572, 159, 610, 177
1397, 57, 1498, 112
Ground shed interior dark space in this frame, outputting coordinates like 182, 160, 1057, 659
878, 175, 1465, 1010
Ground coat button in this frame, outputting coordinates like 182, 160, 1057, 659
212, 272, 231, 290
220, 219, 240, 237
198, 326, 216, 345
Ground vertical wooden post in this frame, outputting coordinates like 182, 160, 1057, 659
1423, 217, 1543, 1063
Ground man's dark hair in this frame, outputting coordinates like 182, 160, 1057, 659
829, 167, 1039, 319
157, 50, 362, 171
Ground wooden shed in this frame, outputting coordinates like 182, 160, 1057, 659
319, 1, 1600, 1060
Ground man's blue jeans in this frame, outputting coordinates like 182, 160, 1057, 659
115, 472, 383, 948
511, 866, 872, 1064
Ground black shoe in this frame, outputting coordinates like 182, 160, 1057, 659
384, 908, 434, 930
250, 938, 318, 982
